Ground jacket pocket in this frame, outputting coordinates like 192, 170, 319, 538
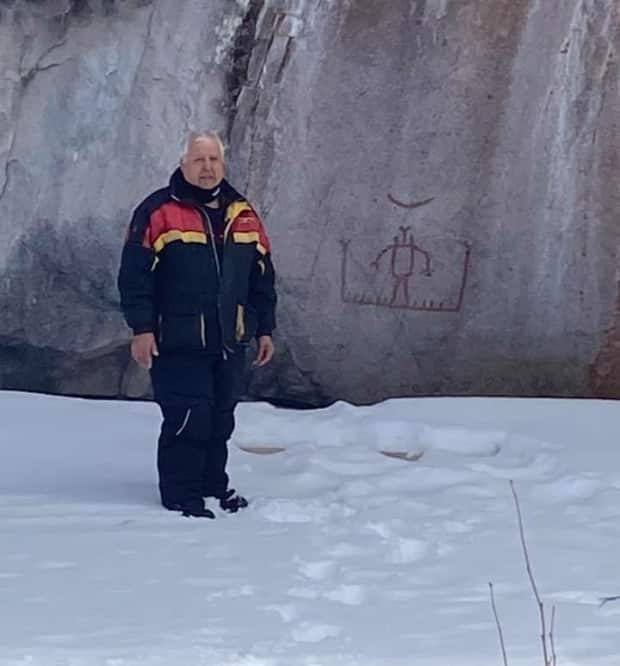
159, 314, 205, 352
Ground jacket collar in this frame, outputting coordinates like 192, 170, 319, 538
169, 168, 244, 209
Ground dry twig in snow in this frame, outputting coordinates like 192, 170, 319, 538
510, 480, 552, 666
599, 595, 620, 607
489, 582, 509, 666
550, 604, 557, 666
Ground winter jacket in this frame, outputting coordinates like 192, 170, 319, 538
117, 169, 277, 353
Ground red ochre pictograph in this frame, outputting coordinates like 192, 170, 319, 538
340, 226, 471, 313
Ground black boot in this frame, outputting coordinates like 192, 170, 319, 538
164, 499, 215, 519
218, 489, 248, 513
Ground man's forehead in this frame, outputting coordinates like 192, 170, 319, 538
188, 137, 220, 155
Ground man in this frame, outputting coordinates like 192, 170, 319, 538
118, 131, 277, 518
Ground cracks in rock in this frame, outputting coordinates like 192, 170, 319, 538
21, 59, 71, 87
136, 3, 157, 83
1, 30, 71, 200
226, 0, 265, 140
306, 179, 335, 282
413, 0, 427, 25
593, 5, 618, 128
19, 38, 69, 87
126, 2, 156, 103
227, 1, 303, 196
226, 2, 300, 125
0, 155, 17, 204
0, 83, 18, 202
275, 35, 294, 84
113, 1, 155, 144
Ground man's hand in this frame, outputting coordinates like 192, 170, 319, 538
253, 335, 274, 367
131, 332, 159, 369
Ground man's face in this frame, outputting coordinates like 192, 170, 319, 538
181, 137, 224, 189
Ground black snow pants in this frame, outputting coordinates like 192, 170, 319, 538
150, 349, 246, 509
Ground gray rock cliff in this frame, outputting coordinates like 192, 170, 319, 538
1, 0, 618, 405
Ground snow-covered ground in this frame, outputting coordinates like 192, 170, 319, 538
1, 390, 620, 666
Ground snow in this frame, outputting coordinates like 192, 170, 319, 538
1, 390, 620, 665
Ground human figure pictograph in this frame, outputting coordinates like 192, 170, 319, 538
371, 226, 432, 306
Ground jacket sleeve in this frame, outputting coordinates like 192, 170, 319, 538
247, 216, 277, 338
117, 204, 157, 335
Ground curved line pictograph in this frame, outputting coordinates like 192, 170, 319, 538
387, 193, 435, 209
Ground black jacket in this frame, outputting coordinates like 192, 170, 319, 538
117, 170, 277, 353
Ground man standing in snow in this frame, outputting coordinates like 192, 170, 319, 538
117, 131, 277, 518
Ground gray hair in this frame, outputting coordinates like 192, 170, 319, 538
180, 130, 226, 163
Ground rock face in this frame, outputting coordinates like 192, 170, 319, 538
0, 0, 618, 405
0, 0, 243, 395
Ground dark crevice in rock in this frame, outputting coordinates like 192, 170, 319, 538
102, 0, 117, 17
413, 0, 427, 24
0, 157, 16, 202
21, 57, 69, 88
275, 36, 294, 84
225, 0, 265, 140
264, 396, 332, 410
248, 379, 332, 409
66, 0, 92, 19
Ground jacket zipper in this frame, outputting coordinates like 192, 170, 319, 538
201, 207, 222, 277
171, 194, 235, 358
200, 206, 234, 356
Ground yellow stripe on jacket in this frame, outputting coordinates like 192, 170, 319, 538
153, 230, 207, 254
232, 231, 268, 256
